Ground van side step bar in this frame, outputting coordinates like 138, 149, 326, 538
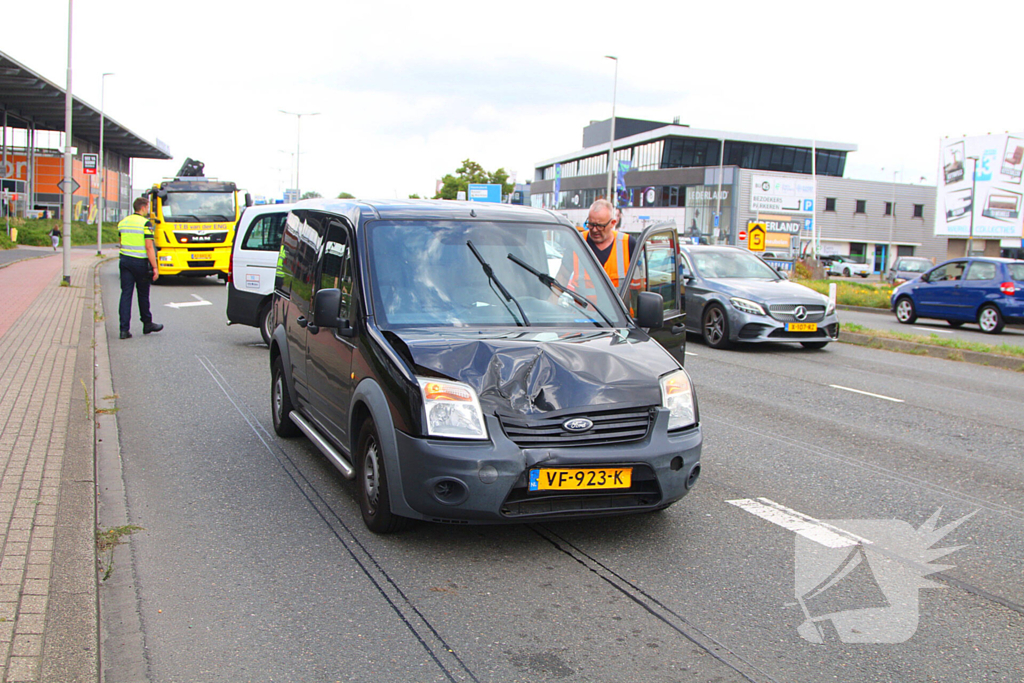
289, 412, 355, 479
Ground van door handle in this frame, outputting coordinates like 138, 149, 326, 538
671, 324, 686, 334
297, 316, 307, 328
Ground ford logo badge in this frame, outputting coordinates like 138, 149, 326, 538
563, 418, 593, 433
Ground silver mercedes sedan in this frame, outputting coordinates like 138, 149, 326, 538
678, 245, 840, 349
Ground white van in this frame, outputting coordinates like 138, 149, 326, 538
226, 203, 294, 343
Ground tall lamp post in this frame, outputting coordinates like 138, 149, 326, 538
97, 72, 113, 255
279, 110, 319, 199
61, 0, 74, 285
965, 156, 979, 256
604, 56, 618, 203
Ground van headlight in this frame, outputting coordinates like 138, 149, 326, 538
660, 369, 696, 431
417, 377, 488, 440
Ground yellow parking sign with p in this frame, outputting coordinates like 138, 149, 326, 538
748, 223, 766, 252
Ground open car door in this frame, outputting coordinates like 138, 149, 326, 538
619, 223, 687, 366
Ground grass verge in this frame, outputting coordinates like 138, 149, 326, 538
795, 278, 893, 309
0, 217, 118, 249
843, 322, 1024, 359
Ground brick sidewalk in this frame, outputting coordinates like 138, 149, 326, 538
0, 251, 106, 682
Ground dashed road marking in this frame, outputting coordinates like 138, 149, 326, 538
726, 497, 871, 548
829, 384, 904, 403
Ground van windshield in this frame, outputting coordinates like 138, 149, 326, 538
365, 221, 628, 328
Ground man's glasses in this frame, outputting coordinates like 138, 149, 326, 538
585, 219, 612, 229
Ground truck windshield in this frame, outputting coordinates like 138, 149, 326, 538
161, 192, 235, 222
366, 220, 628, 329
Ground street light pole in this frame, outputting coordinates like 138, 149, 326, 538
97, 72, 113, 256
966, 156, 979, 257
604, 56, 618, 204
62, 0, 74, 285
882, 167, 898, 275
279, 110, 319, 199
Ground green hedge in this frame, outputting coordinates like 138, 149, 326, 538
0, 217, 119, 249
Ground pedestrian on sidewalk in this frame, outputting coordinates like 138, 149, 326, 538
117, 197, 163, 339
50, 223, 61, 250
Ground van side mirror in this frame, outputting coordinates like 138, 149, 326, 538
313, 288, 342, 327
245, 192, 254, 208
635, 291, 663, 329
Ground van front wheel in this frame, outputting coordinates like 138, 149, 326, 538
357, 417, 409, 534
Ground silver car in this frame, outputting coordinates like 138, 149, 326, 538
679, 245, 840, 349
884, 256, 932, 285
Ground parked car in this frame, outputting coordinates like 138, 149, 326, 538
226, 203, 294, 344
884, 256, 932, 285
677, 245, 839, 349
270, 199, 701, 533
890, 257, 1024, 333
827, 254, 872, 278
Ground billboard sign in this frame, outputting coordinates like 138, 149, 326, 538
750, 174, 815, 213
468, 183, 501, 203
937, 133, 1024, 238
82, 153, 98, 175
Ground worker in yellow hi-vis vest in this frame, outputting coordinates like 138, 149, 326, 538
117, 197, 163, 340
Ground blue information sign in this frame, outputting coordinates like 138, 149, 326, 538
468, 183, 501, 203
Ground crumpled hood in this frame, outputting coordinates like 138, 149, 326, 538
391, 328, 677, 416
707, 278, 828, 304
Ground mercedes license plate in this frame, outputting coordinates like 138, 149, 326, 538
787, 322, 817, 332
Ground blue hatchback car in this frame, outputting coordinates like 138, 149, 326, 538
891, 257, 1024, 333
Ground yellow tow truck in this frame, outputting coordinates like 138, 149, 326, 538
147, 158, 251, 279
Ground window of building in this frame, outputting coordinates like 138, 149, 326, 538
884, 202, 893, 216
825, 197, 836, 212
913, 203, 924, 218
849, 243, 867, 258
661, 185, 682, 207
855, 200, 867, 214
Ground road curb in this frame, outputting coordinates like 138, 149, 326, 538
838, 330, 1024, 371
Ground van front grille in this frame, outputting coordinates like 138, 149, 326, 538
499, 406, 652, 448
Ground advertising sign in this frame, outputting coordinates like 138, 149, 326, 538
82, 153, 98, 175
467, 183, 501, 203
750, 174, 815, 213
937, 133, 1024, 239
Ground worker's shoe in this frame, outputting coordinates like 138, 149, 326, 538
143, 322, 164, 335
119, 330, 132, 340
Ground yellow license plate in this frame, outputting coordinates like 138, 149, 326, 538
787, 322, 817, 332
190, 253, 210, 259
529, 467, 632, 491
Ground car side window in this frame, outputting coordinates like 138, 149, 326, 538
643, 234, 679, 313
243, 213, 287, 251
965, 261, 997, 281
929, 262, 966, 282
316, 218, 353, 320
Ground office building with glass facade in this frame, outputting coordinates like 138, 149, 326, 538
532, 119, 945, 271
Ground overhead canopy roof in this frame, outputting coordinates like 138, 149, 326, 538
0, 50, 171, 160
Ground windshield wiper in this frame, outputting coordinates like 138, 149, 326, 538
466, 241, 529, 326
506, 253, 615, 327
165, 214, 198, 222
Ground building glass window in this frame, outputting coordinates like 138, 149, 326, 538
855, 200, 867, 214
913, 203, 924, 218
884, 202, 893, 216
825, 197, 837, 212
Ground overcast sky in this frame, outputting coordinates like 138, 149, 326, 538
5, 0, 1022, 200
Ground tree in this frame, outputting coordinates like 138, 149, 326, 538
337, 192, 355, 199
408, 193, 422, 199
301, 191, 322, 199
433, 159, 514, 200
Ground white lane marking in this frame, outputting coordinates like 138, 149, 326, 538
829, 384, 904, 403
913, 326, 953, 334
727, 498, 872, 548
685, 351, 698, 356
165, 295, 212, 309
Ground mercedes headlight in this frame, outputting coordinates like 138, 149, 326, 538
418, 377, 488, 440
730, 297, 766, 316
660, 369, 697, 431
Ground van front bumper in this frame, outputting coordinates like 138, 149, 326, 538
392, 409, 701, 524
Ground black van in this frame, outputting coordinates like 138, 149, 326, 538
270, 199, 701, 533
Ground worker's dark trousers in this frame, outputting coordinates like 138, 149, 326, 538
119, 255, 153, 333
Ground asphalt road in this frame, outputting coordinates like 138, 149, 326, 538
99, 262, 1024, 683
839, 306, 1024, 349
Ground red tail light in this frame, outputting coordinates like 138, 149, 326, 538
1000, 281, 1016, 295
227, 246, 233, 284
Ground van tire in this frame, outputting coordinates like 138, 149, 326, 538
356, 417, 409, 534
271, 357, 300, 437
258, 302, 273, 345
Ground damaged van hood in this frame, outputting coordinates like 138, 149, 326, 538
391, 328, 678, 416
